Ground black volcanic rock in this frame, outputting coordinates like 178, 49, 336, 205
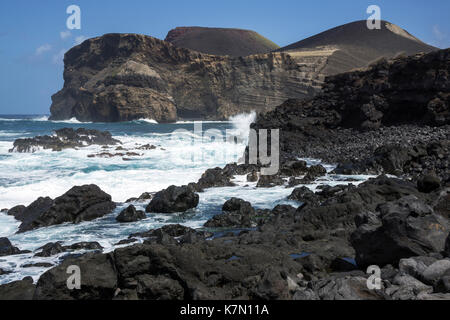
0, 237, 22, 257
18, 185, 116, 233
146, 186, 199, 213
351, 196, 449, 268
288, 187, 321, 207
6, 205, 25, 219
130, 224, 211, 246
295, 176, 422, 240
64, 242, 103, 251
15, 197, 54, 230
194, 167, 236, 191
116, 205, 146, 223
30, 240, 302, 300
4, 172, 450, 300
204, 198, 256, 228
0, 277, 35, 300
34, 242, 65, 257
34, 253, 118, 300
9, 128, 120, 153
22, 263, 54, 268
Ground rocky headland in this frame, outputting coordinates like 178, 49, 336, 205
49, 21, 434, 123
253, 48, 449, 183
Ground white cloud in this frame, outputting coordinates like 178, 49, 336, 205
60, 30, 72, 40
35, 44, 52, 55
433, 25, 446, 40
74, 35, 88, 45
431, 25, 449, 49
52, 49, 67, 65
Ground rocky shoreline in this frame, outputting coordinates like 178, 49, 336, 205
0, 171, 448, 300
0, 48, 449, 300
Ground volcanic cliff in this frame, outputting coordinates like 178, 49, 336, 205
49, 21, 437, 123
49, 33, 322, 122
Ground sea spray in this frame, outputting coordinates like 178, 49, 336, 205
229, 112, 256, 144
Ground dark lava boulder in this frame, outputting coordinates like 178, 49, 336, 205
6, 205, 26, 219
325, 175, 421, 211
0, 277, 36, 300
116, 205, 146, 223
195, 167, 236, 191
0, 237, 23, 257
351, 195, 450, 268
296, 202, 363, 240
302, 165, 327, 182
34, 242, 66, 257
16, 197, 54, 231
18, 185, 116, 233
256, 175, 285, 188
146, 185, 199, 213
130, 224, 212, 246
288, 187, 321, 207
294, 176, 422, 240
34, 253, 118, 300
63, 242, 103, 251
204, 198, 256, 228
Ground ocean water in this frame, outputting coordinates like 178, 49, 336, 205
0, 114, 373, 284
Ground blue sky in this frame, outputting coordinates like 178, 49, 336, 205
0, 0, 449, 115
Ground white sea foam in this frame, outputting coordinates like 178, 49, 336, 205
31, 116, 49, 121
133, 118, 158, 124
175, 120, 229, 124
0, 119, 375, 285
49, 117, 92, 124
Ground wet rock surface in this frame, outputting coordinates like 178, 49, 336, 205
2, 173, 450, 300
0, 238, 28, 257
116, 205, 146, 223
204, 198, 257, 228
146, 185, 199, 213
17, 184, 116, 233
9, 128, 120, 153
0, 277, 35, 300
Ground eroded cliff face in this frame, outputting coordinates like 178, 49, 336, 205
49, 33, 326, 122
253, 49, 450, 163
